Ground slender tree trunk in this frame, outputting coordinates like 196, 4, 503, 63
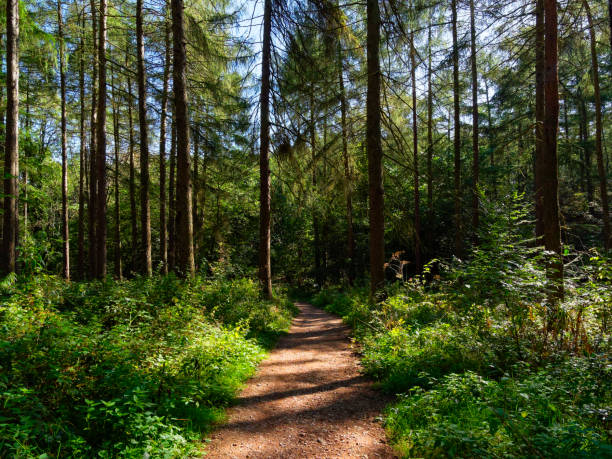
310, 90, 322, 287
367, 0, 385, 296
535, 0, 545, 241
159, 16, 170, 274
580, 98, 594, 203
58, 0, 70, 280
78, 8, 86, 279
137, 0, 152, 275
451, 0, 462, 255
88, 0, 98, 278
172, 0, 195, 277
338, 42, 355, 285
542, 0, 564, 298
485, 78, 496, 198
1, 0, 19, 274
0, 34, 4, 246
427, 20, 433, 220
168, 118, 177, 270
193, 125, 200, 258
584, 0, 610, 250
469, 0, 479, 237
111, 68, 122, 280
411, 31, 421, 273
94, 0, 108, 278
258, 0, 273, 297
127, 68, 138, 274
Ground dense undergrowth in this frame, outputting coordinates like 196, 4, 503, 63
313, 198, 612, 458
0, 272, 297, 458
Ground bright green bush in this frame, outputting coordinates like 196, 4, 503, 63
0, 273, 296, 458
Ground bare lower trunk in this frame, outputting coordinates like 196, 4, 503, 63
452, 0, 462, 256
58, 0, 70, 280
94, 0, 107, 278
469, 0, 479, 237
258, 0, 273, 297
367, 0, 385, 296
159, 16, 170, 274
137, 0, 152, 275
168, 118, 177, 271
172, 0, 195, 277
111, 68, 122, 280
410, 31, 421, 273
127, 68, 138, 274
542, 0, 564, 300
1, 0, 19, 274
338, 42, 354, 285
583, 0, 610, 250
535, 0, 545, 242
427, 20, 433, 220
78, 8, 86, 278
88, 0, 98, 278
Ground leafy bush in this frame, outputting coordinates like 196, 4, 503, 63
0, 273, 296, 458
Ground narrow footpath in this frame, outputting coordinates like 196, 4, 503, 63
205, 302, 396, 458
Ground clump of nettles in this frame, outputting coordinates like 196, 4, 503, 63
313, 195, 612, 458
0, 273, 296, 458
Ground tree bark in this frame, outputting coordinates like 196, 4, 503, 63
535, 0, 545, 242
58, 0, 70, 280
127, 67, 138, 274
111, 67, 122, 280
542, 0, 563, 298
1, 0, 19, 274
452, 0, 462, 256
411, 31, 421, 273
94, 0, 108, 278
159, 15, 170, 274
583, 0, 610, 250
78, 7, 86, 279
172, 0, 195, 277
338, 41, 355, 285
137, 0, 152, 275
427, 20, 433, 220
168, 117, 177, 271
88, 0, 98, 278
469, 0, 479, 237
258, 0, 273, 297
367, 0, 385, 296
310, 90, 322, 287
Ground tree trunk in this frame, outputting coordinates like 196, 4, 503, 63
111, 66, 122, 280
137, 0, 152, 275
172, 0, 195, 277
338, 41, 355, 285
127, 67, 138, 274
411, 31, 421, 273
535, 0, 545, 241
584, 0, 610, 250
88, 0, 98, 278
427, 20, 433, 220
168, 117, 177, 271
1, 0, 19, 274
469, 0, 479, 237
310, 90, 322, 287
94, 0, 108, 278
451, 0, 462, 256
542, 0, 564, 299
159, 16, 170, 274
78, 8, 86, 279
258, 0, 273, 298
192, 125, 200, 258
58, 0, 70, 280
367, 0, 385, 297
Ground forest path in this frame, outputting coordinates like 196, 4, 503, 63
204, 302, 396, 458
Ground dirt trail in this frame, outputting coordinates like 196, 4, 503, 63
205, 302, 396, 458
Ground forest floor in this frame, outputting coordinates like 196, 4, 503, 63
205, 302, 396, 458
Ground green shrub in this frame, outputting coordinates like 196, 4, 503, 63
0, 273, 297, 458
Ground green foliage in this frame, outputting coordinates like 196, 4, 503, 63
0, 273, 296, 458
313, 197, 612, 458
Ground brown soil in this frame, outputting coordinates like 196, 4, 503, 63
204, 302, 397, 458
